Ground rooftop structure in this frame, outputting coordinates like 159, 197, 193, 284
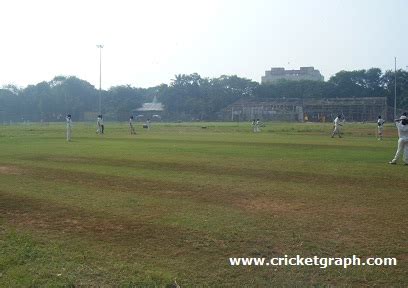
136, 96, 164, 112
261, 67, 324, 84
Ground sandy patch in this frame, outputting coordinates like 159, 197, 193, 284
237, 197, 306, 213
0, 165, 21, 175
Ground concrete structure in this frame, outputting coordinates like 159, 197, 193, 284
302, 97, 387, 122
222, 98, 304, 122
261, 67, 324, 84
220, 97, 387, 122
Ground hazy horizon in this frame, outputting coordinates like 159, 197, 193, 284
1, 0, 407, 89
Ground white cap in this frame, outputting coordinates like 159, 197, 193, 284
399, 115, 407, 120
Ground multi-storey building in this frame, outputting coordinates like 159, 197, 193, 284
261, 67, 324, 84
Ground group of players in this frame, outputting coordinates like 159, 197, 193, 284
331, 113, 408, 165
331, 114, 386, 140
65, 112, 408, 165
251, 119, 262, 133
65, 114, 148, 141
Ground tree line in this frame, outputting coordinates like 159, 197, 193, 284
0, 68, 407, 122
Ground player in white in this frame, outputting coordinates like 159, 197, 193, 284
255, 119, 261, 132
129, 116, 136, 134
100, 115, 104, 134
97, 115, 104, 134
96, 115, 101, 134
146, 118, 151, 130
389, 114, 408, 165
66, 114, 72, 141
377, 115, 385, 140
331, 115, 343, 138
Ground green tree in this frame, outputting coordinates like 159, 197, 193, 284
381, 69, 408, 111
105, 85, 144, 120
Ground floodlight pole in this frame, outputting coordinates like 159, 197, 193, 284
394, 57, 397, 120
97, 44, 104, 114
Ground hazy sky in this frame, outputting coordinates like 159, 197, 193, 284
1, 0, 407, 89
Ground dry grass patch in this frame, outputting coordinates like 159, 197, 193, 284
0, 166, 21, 175
0, 191, 228, 257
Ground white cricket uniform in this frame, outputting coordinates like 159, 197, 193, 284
332, 117, 342, 136
255, 120, 261, 132
66, 117, 72, 141
377, 119, 385, 137
391, 121, 408, 163
129, 118, 136, 134
99, 118, 104, 134
97, 117, 101, 133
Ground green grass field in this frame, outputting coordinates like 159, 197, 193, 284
0, 121, 407, 287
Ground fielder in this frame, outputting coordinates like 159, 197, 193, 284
66, 114, 72, 141
331, 115, 343, 138
251, 119, 256, 132
96, 115, 101, 134
377, 115, 385, 140
389, 114, 408, 165
255, 119, 261, 133
129, 116, 136, 134
97, 115, 104, 134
